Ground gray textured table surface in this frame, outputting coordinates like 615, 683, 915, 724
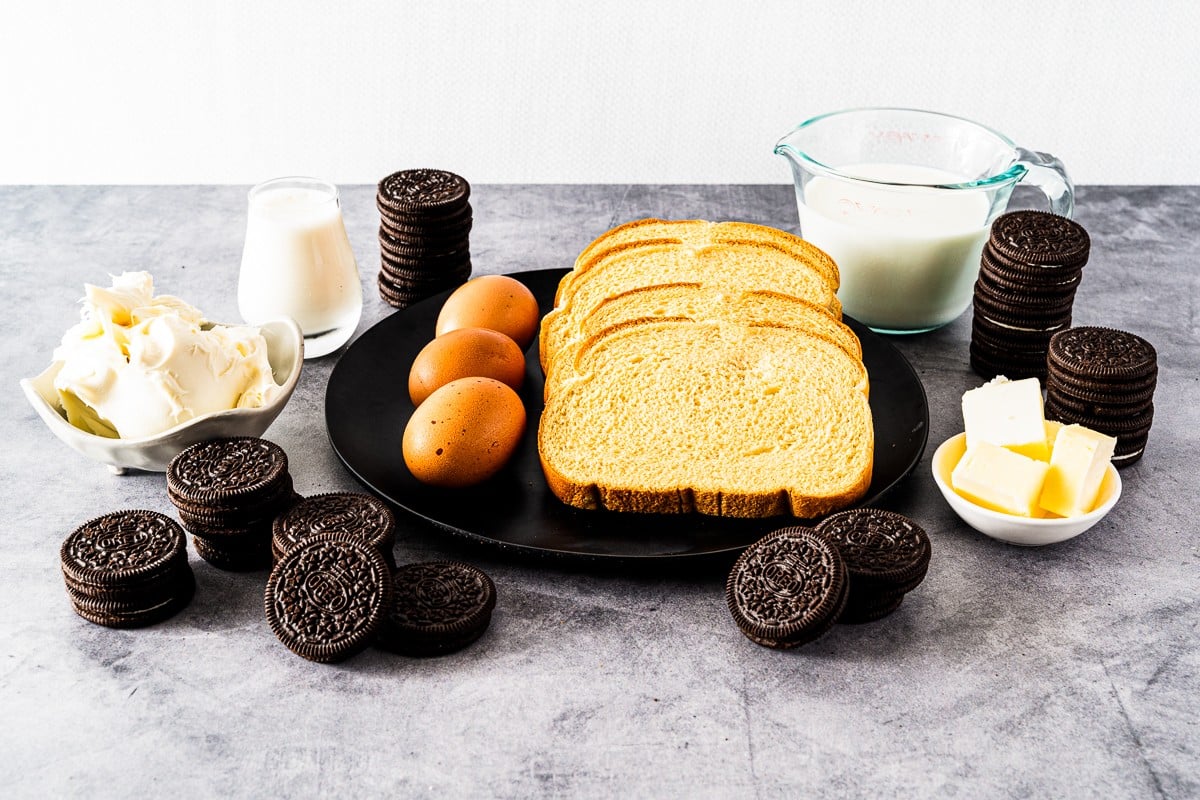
2, 185, 1197, 799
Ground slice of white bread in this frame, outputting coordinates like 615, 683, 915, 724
543, 283, 863, 396
540, 239, 841, 369
538, 319, 873, 518
556, 219, 841, 305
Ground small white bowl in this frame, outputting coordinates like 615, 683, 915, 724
20, 317, 303, 474
931, 432, 1122, 547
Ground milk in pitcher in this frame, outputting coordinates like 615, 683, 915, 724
797, 164, 991, 332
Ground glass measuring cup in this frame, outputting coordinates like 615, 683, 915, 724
775, 108, 1073, 334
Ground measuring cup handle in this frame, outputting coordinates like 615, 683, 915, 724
1016, 147, 1075, 218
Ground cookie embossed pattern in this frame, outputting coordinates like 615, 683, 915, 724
815, 509, 931, 623
264, 534, 394, 663
271, 492, 397, 568
725, 528, 849, 649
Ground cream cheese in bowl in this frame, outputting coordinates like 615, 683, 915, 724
21, 271, 301, 472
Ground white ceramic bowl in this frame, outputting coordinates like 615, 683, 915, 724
20, 317, 303, 474
931, 432, 1122, 546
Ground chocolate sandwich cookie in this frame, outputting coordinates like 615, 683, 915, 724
840, 591, 905, 624
968, 338, 1054, 368
377, 169, 471, 217
972, 294, 1074, 330
378, 270, 471, 310
68, 570, 196, 630
1047, 327, 1158, 383
815, 508, 930, 624
1044, 327, 1158, 465
988, 210, 1091, 268
168, 437, 290, 511
970, 321, 1056, 355
376, 561, 497, 656
977, 253, 1083, 293
377, 201, 473, 230
379, 250, 472, 277
974, 280, 1078, 313
377, 273, 463, 308
62, 551, 190, 604
379, 207, 473, 242
973, 310, 1071, 337
378, 255, 470, 287
969, 343, 1049, 382
272, 493, 397, 568
379, 243, 471, 269
265, 533, 394, 663
174, 474, 298, 531
1045, 400, 1155, 435
61, 510, 186, 587
377, 275, 422, 309
970, 320, 1064, 357
1110, 433, 1150, 465
1046, 367, 1159, 401
1045, 386, 1154, 419
815, 509, 931, 594
726, 527, 848, 649
61, 510, 194, 628
379, 225, 472, 256
192, 532, 273, 572
167, 437, 296, 569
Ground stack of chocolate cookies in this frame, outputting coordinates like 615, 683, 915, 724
376, 168, 473, 309
167, 437, 299, 571
816, 509, 931, 624
272, 492, 397, 569
971, 210, 1090, 381
1045, 326, 1158, 466
61, 510, 195, 628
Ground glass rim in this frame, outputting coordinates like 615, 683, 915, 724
776, 107, 1027, 191
247, 175, 340, 203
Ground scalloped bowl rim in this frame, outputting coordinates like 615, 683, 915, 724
19, 316, 302, 471
931, 432, 1122, 546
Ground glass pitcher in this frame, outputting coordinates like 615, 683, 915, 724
775, 108, 1073, 334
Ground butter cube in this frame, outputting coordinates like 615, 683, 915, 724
1043, 420, 1064, 460
1038, 424, 1118, 517
962, 377, 1049, 461
951, 441, 1050, 517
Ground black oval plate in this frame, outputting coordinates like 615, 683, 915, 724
326, 269, 928, 562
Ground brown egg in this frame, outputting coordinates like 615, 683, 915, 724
408, 327, 525, 406
402, 377, 526, 488
436, 275, 540, 350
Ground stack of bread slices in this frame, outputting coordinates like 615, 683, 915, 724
537, 219, 874, 518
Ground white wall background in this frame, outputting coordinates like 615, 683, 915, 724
3, 1, 1197, 185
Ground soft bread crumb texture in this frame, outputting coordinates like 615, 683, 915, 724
544, 283, 863, 397
538, 320, 873, 518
